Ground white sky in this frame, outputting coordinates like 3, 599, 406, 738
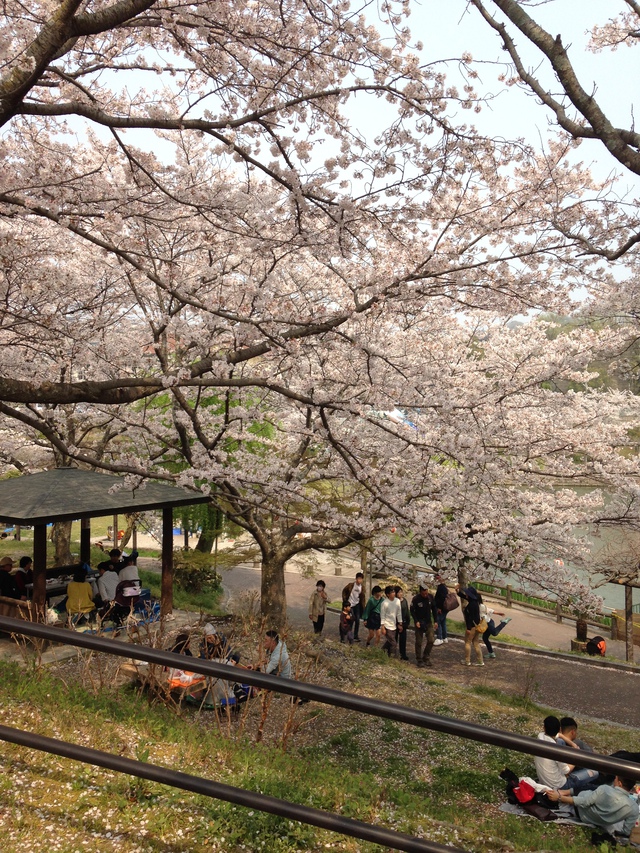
411, 1, 638, 176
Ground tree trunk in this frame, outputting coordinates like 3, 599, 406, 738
195, 504, 223, 553
51, 520, 73, 566
576, 617, 588, 643
261, 554, 288, 629
118, 513, 138, 550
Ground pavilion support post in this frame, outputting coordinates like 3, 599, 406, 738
161, 507, 174, 617
113, 515, 118, 549
80, 519, 91, 566
32, 524, 48, 620
625, 584, 634, 664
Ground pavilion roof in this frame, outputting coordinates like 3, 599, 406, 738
0, 468, 209, 525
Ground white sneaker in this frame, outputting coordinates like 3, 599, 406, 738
433, 639, 444, 646
443, 638, 449, 643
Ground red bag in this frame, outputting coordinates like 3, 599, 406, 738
513, 780, 536, 804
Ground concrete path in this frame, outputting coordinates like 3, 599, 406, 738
218, 562, 640, 728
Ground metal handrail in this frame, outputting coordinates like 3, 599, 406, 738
1, 616, 639, 778
0, 724, 456, 853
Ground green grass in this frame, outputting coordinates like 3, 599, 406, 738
139, 569, 223, 614
0, 632, 634, 853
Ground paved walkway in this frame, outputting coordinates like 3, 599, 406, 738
219, 562, 640, 728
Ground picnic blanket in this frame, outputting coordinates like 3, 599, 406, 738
499, 802, 640, 847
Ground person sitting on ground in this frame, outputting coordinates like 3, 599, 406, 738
13, 556, 33, 597
171, 631, 193, 656
262, 629, 292, 679
534, 716, 577, 792
108, 548, 122, 568
547, 774, 639, 843
66, 567, 96, 622
0, 556, 25, 600
199, 623, 231, 660
556, 716, 600, 791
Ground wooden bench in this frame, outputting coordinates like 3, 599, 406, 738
0, 595, 33, 633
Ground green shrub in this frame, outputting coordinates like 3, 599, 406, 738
172, 549, 221, 593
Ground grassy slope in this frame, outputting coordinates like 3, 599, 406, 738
0, 631, 635, 853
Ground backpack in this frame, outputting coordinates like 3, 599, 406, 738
586, 636, 606, 656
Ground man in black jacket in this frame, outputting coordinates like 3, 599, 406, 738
410, 581, 436, 667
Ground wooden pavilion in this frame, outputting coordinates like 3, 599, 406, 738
0, 468, 210, 618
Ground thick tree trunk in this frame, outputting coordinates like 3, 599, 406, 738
195, 504, 223, 553
261, 554, 288, 629
51, 520, 73, 566
576, 617, 588, 643
118, 513, 138, 550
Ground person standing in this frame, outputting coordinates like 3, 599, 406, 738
395, 586, 410, 660
342, 572, 365, 642
339, 603, 355, 644
362, 585, 384, 647
380, 585, 403, 658
308, 579, 328, 635
459, 585, 484, 666
433, 575, 449, 646
410, 581, 435, 667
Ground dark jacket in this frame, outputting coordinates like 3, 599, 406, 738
0, 570, 21, 599
434, 582, 449, 611
410, 592, 435, 628
399, 597, 410, 627
459, 587, 481, 630
342, 581, 365, 609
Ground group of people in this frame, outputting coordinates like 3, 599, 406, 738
0, 555, 32, 600
58, 548, 142, 624
533, 715, 639, 843
308, 573, 512, 668
168, 624, 298, 710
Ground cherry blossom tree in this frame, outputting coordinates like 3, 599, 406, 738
2, 0, 640, 623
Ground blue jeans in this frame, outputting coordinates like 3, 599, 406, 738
436, 610, 447, 640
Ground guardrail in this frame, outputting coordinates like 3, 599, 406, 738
378, 559, 615, 635
1, 616, 640, 852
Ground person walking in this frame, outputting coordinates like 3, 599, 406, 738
395, 586, 411, 660
362, 585, 384, 647
433, 575, 449, 646
410, 581, 436, 667
342, 572, 365, 642
380, 585, 403, 658
308, 579, 328, 635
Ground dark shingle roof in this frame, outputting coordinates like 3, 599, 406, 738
0, 468, 209, 524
